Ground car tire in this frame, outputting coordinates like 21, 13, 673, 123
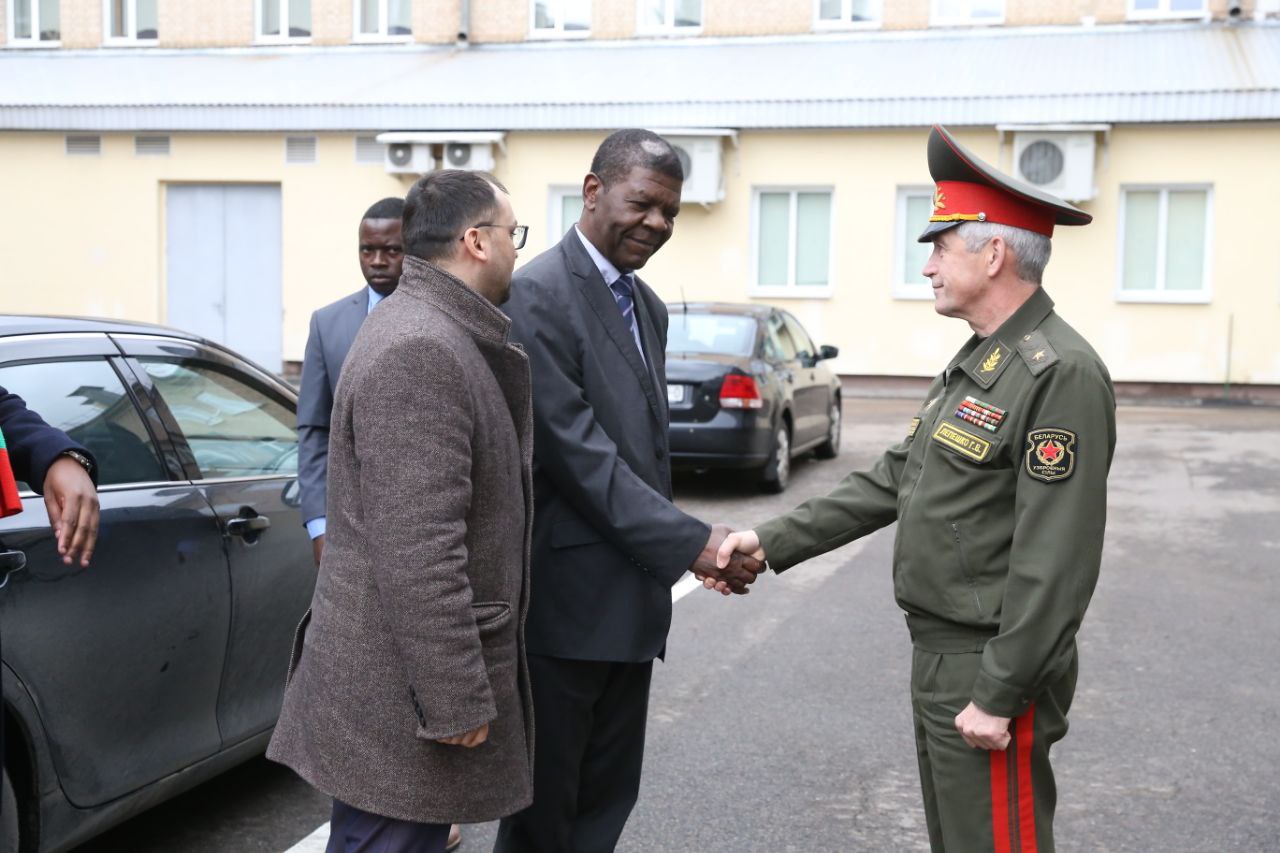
814, 397, 842, 460
2, 766, 19, 853
759, 423, 791, 493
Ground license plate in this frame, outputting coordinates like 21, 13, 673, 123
667, 384, 687, 404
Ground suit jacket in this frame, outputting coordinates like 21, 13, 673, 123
0, 385, 97, 493
267, 257, 535, 823
297, 289, 368, 525
503, 230, 709, 664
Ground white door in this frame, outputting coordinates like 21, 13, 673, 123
166, 184, 283, 371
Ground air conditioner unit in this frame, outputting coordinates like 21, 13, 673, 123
443, 141, 496, 172
663, 135, 724, 204
1011, 131, 1097, 203
384, 142, 434, 175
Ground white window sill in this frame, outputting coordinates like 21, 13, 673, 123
1115, 289, 1211, 305
893, 286, 935, 302
635, 26, 703, 37
255, 35, 314, 45
351, 34, 414, 44
102, 38, 159, 46
813, 19, 882, 30
527, 28, 591, 39
749, 286, 833, 300
929, 17, 1005, 26
4, 40, 62, 48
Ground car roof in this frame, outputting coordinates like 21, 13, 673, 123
663, 301, 775, 318
0, 314, 208, 343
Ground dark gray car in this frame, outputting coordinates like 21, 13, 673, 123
0, 316, 314, 853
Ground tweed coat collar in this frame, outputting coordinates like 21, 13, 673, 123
398, 254, 512, 344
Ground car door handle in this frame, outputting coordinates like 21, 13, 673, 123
0, 549, 28, 588
226, 515, 271, 537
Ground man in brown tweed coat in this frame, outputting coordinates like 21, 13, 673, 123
268, 170, 534, 853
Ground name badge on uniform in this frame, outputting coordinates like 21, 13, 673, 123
931, 422, 994, 463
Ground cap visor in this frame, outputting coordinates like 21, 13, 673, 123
917, 220, 960, 243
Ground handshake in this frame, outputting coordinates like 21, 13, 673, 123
690, 524, 766, 596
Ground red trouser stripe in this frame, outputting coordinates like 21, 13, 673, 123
989, 704, 1038, 853
989, 742, 1011, 853
1016, 704, 1038, 853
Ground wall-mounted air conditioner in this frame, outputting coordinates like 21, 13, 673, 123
1011, 131, 1097, 203
442, 141, 496, 172
384, 142, 434, 175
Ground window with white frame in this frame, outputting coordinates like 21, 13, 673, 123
1127, 0, 1205, 19
894, 187, 935, 299
354, 0, 411, 40
532, 0, 590, 36
931, 0, 1003, 26
1118, 186, 1212, 302
548, 186, 585, 247
638, 0, 700, 32
815, 0, 881, 28
258, 0, 311, 41
7, 0, 60, 45
753, 188, 833, 294
104, 0, 158, 43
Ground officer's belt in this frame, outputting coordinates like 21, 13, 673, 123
905, 614, 997, 654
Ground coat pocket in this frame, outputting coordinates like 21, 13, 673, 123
472, 601, 513, 637
285, 607, 312, 687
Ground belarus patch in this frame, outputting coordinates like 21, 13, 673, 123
932, 422, 993, 463
1024, 428, 1077, 483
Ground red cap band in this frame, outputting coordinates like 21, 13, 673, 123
930, 181, 1057, 237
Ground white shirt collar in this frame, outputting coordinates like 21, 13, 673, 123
366, 286, 387, 314
574, 225, 630, 288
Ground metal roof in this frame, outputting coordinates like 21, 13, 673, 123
2, 21, 1278, 131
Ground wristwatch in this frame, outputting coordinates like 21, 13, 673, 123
60, 450, 95, 476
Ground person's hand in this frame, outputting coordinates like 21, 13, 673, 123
697, 529, 767, 594
436, 722, 489, 748
690, 524, 764, 595
42, 456, 99, 568
955, 702, 1011, 751
312, 533, 325, 567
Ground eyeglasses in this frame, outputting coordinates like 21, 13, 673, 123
464, 223, 529, 250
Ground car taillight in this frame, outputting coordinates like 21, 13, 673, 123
719, 374, 763, 409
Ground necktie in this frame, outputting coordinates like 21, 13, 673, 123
609, 273, 638, 339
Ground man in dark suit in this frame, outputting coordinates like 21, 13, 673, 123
495, 129, 763, 852
297, 197, 405, 567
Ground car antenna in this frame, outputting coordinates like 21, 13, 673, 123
679, 284, 688, 358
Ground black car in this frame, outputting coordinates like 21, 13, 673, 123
665, 303, 843, 492
0, 316, 314, 852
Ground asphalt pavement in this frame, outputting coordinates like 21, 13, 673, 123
76, 398, 1280, 852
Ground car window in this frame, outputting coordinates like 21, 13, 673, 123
0, 358, 167, 488
666, 313, 757, 357
767, 314, 799, 361
782, 313, 816, 363
138, 359, 297, 480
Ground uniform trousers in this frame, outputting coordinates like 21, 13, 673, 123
495, 654, 653, 853
910, 644, 1077, 853
326, 798, 452, 853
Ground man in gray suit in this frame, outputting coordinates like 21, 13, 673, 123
297, 197, 405, 567
495, 130, 762, 852
268, 170, 533, 853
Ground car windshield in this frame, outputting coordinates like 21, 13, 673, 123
666, 313, 757, 357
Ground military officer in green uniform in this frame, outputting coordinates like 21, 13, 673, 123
713, 125, 1116, 852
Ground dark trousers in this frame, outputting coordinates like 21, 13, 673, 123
495, 655, 653, 853
911, 647, 1076, 853
326, 798, 452, 853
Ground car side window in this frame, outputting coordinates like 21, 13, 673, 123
0, 359, 167, 488
782, 314, 816, 364
138, 359, 297, 480
767, 314, 799, 362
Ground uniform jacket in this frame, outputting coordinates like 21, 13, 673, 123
503, 230, 709, 663
267, 257, 535, 823
296, 289, 368, 525
0, 385, 97, 492
756, 287, 1115, 718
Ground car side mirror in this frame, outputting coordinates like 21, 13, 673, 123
818, 344, 839, 361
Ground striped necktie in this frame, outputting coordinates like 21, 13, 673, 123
609, 273, 638, 339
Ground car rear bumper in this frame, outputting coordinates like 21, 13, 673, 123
668, 410, 774, 469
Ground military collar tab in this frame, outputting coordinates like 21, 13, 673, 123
962, 336, 1013, 390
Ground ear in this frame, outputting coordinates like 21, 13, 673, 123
582, 173, 602, 212
460, 227, 488, 263
985, 236, 1008, 279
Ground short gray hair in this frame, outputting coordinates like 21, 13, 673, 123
954, 221, 1052, 284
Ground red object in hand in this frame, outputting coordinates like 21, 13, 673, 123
0, 427, 23, 518
719, 374, 763, 410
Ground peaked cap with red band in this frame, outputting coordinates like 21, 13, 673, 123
917, 124, 1092, 243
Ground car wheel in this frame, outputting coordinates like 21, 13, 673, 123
760, 423, 791, 493
2, 766, 19, 853
814, 397, 842, 459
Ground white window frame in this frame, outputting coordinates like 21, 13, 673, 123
1126, 0, 1207, 20
813, 0, 882, 30
1115, 184, 1213, 305
635, 0, 702, 35
929, 0, 1004, 27
547, 185, 584, 249
102, 0, 158, 45
352, 0, 413, 43
894, 186, 936, 300
6, 0, 61, 47
750, 186, 835, 299
529, 0, 591, 38
255, 0, 312, 43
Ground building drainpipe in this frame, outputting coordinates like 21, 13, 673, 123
458, 0, 470, 46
